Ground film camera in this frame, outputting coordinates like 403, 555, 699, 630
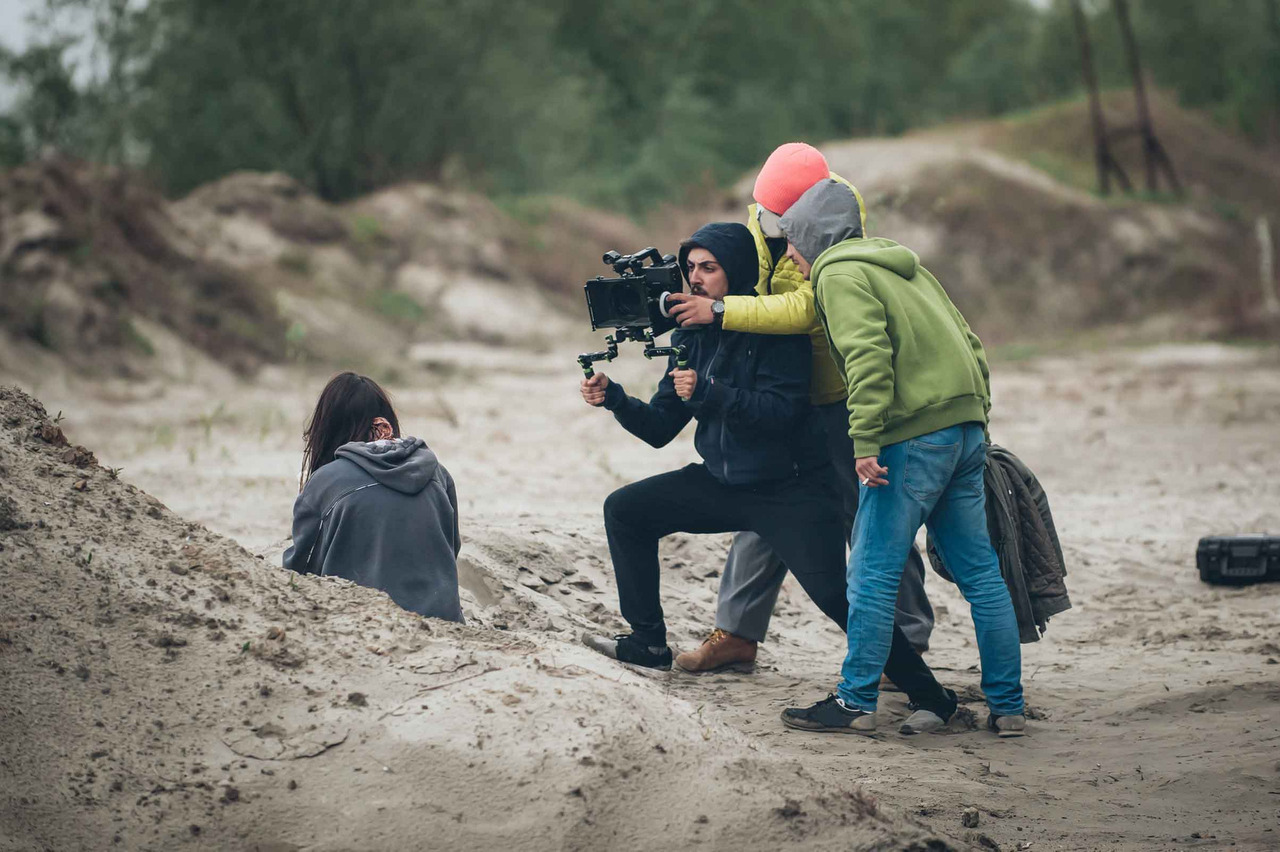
578, 247, 688, 377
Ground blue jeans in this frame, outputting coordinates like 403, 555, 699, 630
837, 423, 1023, 716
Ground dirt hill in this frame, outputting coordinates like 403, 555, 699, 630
0, 160, 285, 379
674, 93, 1280, 348
0, 385, 955, 852
0, 163, 594, 387
813, 94, 1280, 345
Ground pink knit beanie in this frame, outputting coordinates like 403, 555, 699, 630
752, 143, 831, 215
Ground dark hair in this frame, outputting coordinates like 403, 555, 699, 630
300, 372, 400, 489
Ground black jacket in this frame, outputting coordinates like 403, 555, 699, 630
602, 326, 812, 485
600, 222, 815, 485
927, 444, 1070, 642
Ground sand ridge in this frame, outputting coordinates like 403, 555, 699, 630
0, 384, 954, 851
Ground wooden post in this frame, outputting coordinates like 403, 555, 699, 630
1259, 217, 1280, 317
1114, 0, 1183, 195
1072, 0, 1130, 195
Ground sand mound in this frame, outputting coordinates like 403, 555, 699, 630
0, 160, 285, 379
700, 96, 1280, 345
815, 141, 1271, 343
0, 385, 956, 852
0, 164, 586, 387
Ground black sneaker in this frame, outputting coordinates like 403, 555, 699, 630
780, 694, 877, 734
582, 633, 673, 670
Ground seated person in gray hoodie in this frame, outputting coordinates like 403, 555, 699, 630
283, 372, 464, 623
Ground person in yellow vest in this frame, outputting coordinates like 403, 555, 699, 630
665, 144, 944, 731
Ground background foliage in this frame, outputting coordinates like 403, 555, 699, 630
2, 0, 1277, 210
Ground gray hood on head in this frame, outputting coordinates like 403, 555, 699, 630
778, 179, 864, 265
334, 436, 438, 494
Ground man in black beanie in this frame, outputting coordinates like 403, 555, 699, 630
576, 223, 959, 738
580, 222, 848, 668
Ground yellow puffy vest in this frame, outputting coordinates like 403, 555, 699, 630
728, 173, 866, 406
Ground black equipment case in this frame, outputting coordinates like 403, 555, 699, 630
1196, 535, 1280, 585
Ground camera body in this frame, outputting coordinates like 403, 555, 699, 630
577, 247, 688, 378
583, 247, 681, 337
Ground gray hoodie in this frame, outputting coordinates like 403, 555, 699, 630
778, 179, 864, 266
282, 437, 464, 623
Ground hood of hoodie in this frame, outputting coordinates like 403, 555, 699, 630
778, 179, 868, 267
334, 436, 438, 495
677, 222, 758, 298
780, 179, 919, 281
811, 237, 920, 283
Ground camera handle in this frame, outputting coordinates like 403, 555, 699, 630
643, 342, 689, 370
578, 327, 687, 377
577, 335, 619, 378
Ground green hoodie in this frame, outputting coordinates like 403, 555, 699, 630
780, 180, 991, 458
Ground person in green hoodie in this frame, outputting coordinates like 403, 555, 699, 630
774, 178, 1026, 738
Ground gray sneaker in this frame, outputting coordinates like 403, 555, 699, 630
987, 713, 1026, 738
899, 708, 946, 735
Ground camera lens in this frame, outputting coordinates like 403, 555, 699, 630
611, 284, 644, 321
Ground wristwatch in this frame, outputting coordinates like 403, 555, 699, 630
711, 300, 726, 327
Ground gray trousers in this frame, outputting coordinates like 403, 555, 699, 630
714, 402, 936, 652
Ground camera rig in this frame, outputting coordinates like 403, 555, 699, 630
577, 247, 688, 378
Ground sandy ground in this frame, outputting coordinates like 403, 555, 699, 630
6, 338, 1280, 851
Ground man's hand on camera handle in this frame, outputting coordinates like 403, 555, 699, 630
855, 456, 889, 488
667, 293, 715, 327
581, 372, 610, 407
670, 368, 697, 400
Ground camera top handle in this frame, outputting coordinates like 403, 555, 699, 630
603, 246, 668, 275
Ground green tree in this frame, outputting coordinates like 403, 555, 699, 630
0, 38, 83, 160
1130, 0, 1279, 144
2, 0, 1273, 207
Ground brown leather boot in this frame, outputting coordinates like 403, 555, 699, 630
674, 628, 757, 674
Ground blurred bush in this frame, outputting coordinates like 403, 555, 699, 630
0, 0, 1276, 211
